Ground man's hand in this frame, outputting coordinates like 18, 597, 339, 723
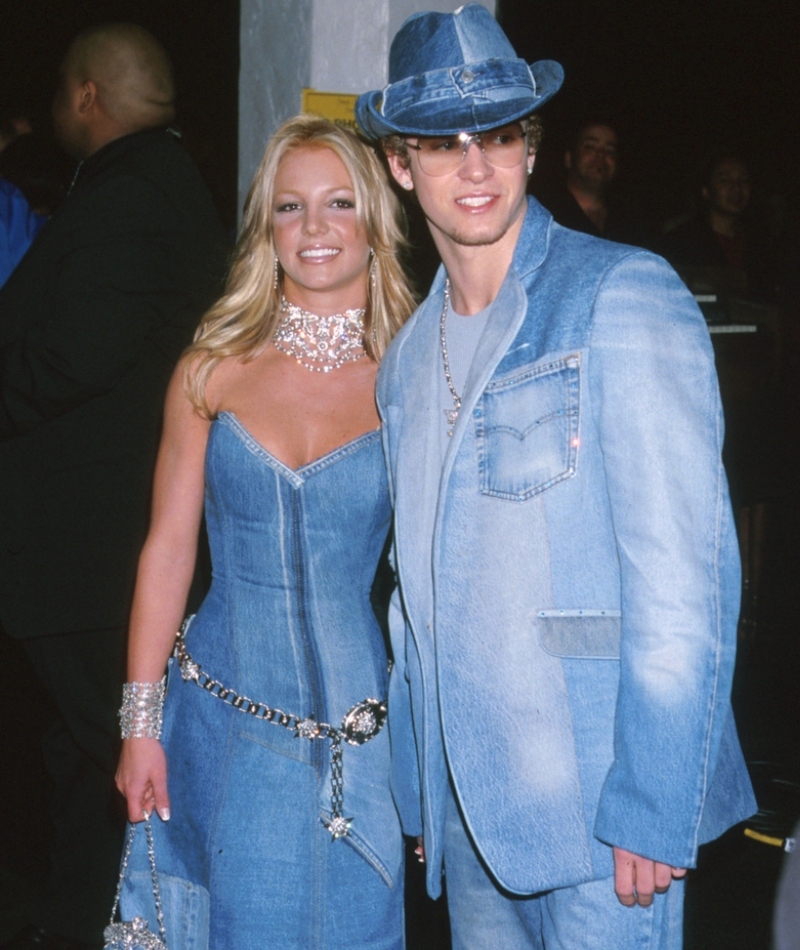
613, 847, 687, 907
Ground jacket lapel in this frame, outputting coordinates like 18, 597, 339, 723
389, 288, 448, 630
441, 198, 552, 477
392, 200, 553, 625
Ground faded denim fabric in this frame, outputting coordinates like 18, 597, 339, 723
443, 782, 684, 950
378, 198, 756, 901
120, 417, 403, 949
356, 4, 563, 139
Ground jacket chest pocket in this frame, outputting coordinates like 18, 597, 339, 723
476, 354, 580, 501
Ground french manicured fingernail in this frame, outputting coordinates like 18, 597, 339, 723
142, 808, 152, 820
158, 807, 171, 821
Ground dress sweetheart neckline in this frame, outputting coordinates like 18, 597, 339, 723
216, 410, 381, 475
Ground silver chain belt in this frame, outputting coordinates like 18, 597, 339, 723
174, 620, 387, 839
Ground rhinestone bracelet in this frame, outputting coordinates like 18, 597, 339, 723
120, 678, 166, 739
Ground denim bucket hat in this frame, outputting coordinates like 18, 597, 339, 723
356, 4, 564, 140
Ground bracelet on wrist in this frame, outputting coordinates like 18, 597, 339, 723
120, 678, 166, 739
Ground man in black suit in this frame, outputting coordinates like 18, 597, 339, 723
0, 23, 225, 949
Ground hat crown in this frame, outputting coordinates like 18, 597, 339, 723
355, 3, 563, 140
389, 5, 518, 82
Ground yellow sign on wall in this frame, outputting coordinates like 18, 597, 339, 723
301, 89, 359, 131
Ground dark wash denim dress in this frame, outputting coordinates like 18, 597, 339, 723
120, 412, 404, 950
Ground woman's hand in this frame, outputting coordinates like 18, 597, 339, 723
116, 737, 170, 823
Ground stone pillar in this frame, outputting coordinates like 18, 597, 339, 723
239, 0, 496, 214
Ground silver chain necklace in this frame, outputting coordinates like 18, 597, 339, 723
273, 296, 367, 373
440, 279, 461, 436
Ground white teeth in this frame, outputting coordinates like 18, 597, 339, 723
299, 247, 339, 259
457, 196, 493, 208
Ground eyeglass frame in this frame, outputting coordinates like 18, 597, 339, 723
402, 121, 533, 177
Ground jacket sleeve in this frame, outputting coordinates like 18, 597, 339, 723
377, 362, 424, 838
588, 251, 743, 867
387, 583, 424, 837
0, 174, 193, 438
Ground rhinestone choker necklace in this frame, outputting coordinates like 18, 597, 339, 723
273, 296, 367, 373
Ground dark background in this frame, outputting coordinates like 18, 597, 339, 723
1, 2, 798, 947
498, 0, 800, 229
2, 0, 798, 230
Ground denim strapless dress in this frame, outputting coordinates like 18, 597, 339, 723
120, 412, 404, 950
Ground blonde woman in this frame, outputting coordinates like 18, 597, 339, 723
115, 115, 416, 949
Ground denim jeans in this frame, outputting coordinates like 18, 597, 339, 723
444, 783, 684, 950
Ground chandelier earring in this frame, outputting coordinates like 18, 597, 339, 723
369, 251, 377, 294
273, 255, 280, 291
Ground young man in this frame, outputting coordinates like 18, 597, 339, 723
356, 6, 755, 948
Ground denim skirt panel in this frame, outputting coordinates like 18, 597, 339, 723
120, 414, 404, 949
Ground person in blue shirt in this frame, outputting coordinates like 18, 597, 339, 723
0, 177, 45, 287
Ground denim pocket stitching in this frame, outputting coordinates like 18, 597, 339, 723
477, 354, 580, 501
320, 815, 395, 887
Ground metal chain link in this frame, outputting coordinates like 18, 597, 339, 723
174, 623, 386, 839
106, 816, 167, 949
145, 817, 167, 944
326, 737, 351, 838
440, 278, 461, 436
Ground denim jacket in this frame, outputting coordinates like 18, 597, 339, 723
377, 198, 756, 898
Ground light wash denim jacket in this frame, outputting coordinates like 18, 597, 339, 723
378, 198, 756, 898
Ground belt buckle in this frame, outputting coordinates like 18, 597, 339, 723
341, 699, 387, 746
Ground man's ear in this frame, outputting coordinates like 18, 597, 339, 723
386, 152, 414, 192
77, 80, 98, 116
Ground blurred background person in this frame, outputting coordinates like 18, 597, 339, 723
662, 154, 775, 300
535, 119, 653, 247
0, 177, 44, 288
0, 130, 73, 217
0, 109, 33, 155
0, 23, 226, 950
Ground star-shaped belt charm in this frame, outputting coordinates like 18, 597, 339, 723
323, 815, 353, 839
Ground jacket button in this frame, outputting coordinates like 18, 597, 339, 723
461, 69, 475, 83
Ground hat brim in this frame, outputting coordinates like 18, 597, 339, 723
356, 59, 564, 141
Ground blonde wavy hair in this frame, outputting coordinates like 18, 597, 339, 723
185, 114, 417, 416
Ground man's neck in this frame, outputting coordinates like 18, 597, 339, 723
567, 181, 608, 231
708, 209, 741, 239
432, 212, 525, 316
